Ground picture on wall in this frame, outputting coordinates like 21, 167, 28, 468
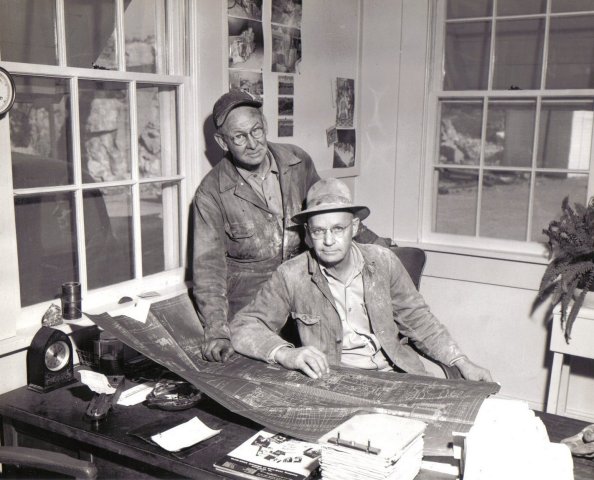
333, 129, 356, 168
336, 78, 354, 128
271, 0, 302, 28
271, 25, 301, 73
278, 97, 294, 116
278, 118, 294, 137
228, 17, 264, 70
278, 75, 294, 95
229, 70, 264, 96
228, 0, 262, 21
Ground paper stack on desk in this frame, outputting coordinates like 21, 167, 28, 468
317, 413, 426, 480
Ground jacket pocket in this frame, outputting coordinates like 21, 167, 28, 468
226, 222, 255, 239
291, 312, 321, 325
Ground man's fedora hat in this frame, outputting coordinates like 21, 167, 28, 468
292, 178, 370, 224
213, 90, 262, 129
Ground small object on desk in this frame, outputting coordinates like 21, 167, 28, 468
117, 382, 156, 406
41, 303, 63, 327
561, 424, 594, 458
84, 374, 125, 422
150, 416, 220, 452
27, 326, 75, 393
145, 373, 201, 411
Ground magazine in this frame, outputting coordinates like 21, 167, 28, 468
214, 429, 321, 480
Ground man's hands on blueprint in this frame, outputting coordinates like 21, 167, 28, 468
275, 345, 330, 379
202, 338, 234, 362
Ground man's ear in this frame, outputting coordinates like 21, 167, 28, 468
351, 216, 360, 238
214, 133, 229, 152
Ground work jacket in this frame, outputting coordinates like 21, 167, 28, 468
192, 142, 320, 342
230, 243, 464, 375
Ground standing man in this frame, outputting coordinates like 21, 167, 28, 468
193, 91, 388, 363
230, 178, 493, 382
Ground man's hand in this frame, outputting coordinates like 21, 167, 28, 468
275, 346, 329, 379
202, 338, 234, 362
455, 357, 493, 382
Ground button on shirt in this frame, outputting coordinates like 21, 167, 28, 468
320, 244, 393, 371
236, 152, 283, 217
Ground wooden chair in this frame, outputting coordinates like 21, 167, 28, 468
390, 246, 462, 380
0, 447, 97, 479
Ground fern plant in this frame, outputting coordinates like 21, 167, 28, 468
536, 196, 594, 342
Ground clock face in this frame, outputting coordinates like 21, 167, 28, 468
0, 67, 16, 115
45, 340, 71, 372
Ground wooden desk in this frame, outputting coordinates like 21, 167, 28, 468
0, 381, 592, 479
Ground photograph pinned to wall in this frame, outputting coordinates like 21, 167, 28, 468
271, 25, 301, 74
271, 0, 302, 28
227, 0, 262, 21
228, 17, 264, 70
278, 96, 294, 116
229, 70, 264, 96
326, 126, 338, 147
278, 75, 294, 95
333, 129, 356, 168
278, 118, 294, 137
336, 77, 354, 128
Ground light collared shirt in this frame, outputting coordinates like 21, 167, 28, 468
235, 151, 283, 216
320, 244, 393, 371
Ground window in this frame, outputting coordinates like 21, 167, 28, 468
1, 0, 188, 311
425, 0, 594, 251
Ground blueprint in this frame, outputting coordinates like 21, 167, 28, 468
86, 293, 500, 456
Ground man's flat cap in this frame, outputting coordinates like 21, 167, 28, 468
213, 90, 262, 129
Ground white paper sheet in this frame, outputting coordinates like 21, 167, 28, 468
116, 382, 155, 406
78, 370, 117, 394
151, 416, 221, 452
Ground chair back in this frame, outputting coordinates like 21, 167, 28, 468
390, 246, 426, 290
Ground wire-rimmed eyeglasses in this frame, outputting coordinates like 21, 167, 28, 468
306, 222, 353, 240
226, 125, 265, 146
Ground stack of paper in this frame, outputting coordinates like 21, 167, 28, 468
462, 398, 573, 480
317, 413, 426, 480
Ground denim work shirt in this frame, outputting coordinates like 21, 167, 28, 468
230, 243, 465, 375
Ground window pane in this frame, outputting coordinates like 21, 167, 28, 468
15, 193, 78, 307
497, 0, 546, 16
141, 182, 180, 276
486, 99, 536, 167
537, 99, 594, 170
480, 171, 530, 240
493, 19, 544, 90
125, 0, 164, 73
11, 76, 73, 188
532, 174, 589, 242
439, 100, 483, 166
85, 187, 133, 288
64, 0, 117, 69
444, 22, 491, 90
433, 168, 478, 235
0, 0, 58, 65
137, 84, 178, 177
551, 0, 594, 13
547, 15, 594, 89
79, 80, 131, 182
447, 0, 492, 19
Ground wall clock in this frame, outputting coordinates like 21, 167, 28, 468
27, 326, 75, 393
0, 66, 16, 116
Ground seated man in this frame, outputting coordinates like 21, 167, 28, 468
230, 178, 492, 381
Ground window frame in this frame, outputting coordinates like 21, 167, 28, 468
0, 0, 194, 339
421, 0, 594, 259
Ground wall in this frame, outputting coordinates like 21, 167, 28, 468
357, 0, 594, 421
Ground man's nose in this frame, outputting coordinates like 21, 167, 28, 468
323, 229, 335, 245
246, 134, 258, 149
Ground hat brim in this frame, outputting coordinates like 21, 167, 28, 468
214, 99, 263, 129
292, 204, 370, 224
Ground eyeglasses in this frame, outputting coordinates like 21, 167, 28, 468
307, 222, 352, 240
226, 125, 265, 146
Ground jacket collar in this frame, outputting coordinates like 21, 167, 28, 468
218, 141, 302, 193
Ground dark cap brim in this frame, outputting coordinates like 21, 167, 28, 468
214, 98, 263, 129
